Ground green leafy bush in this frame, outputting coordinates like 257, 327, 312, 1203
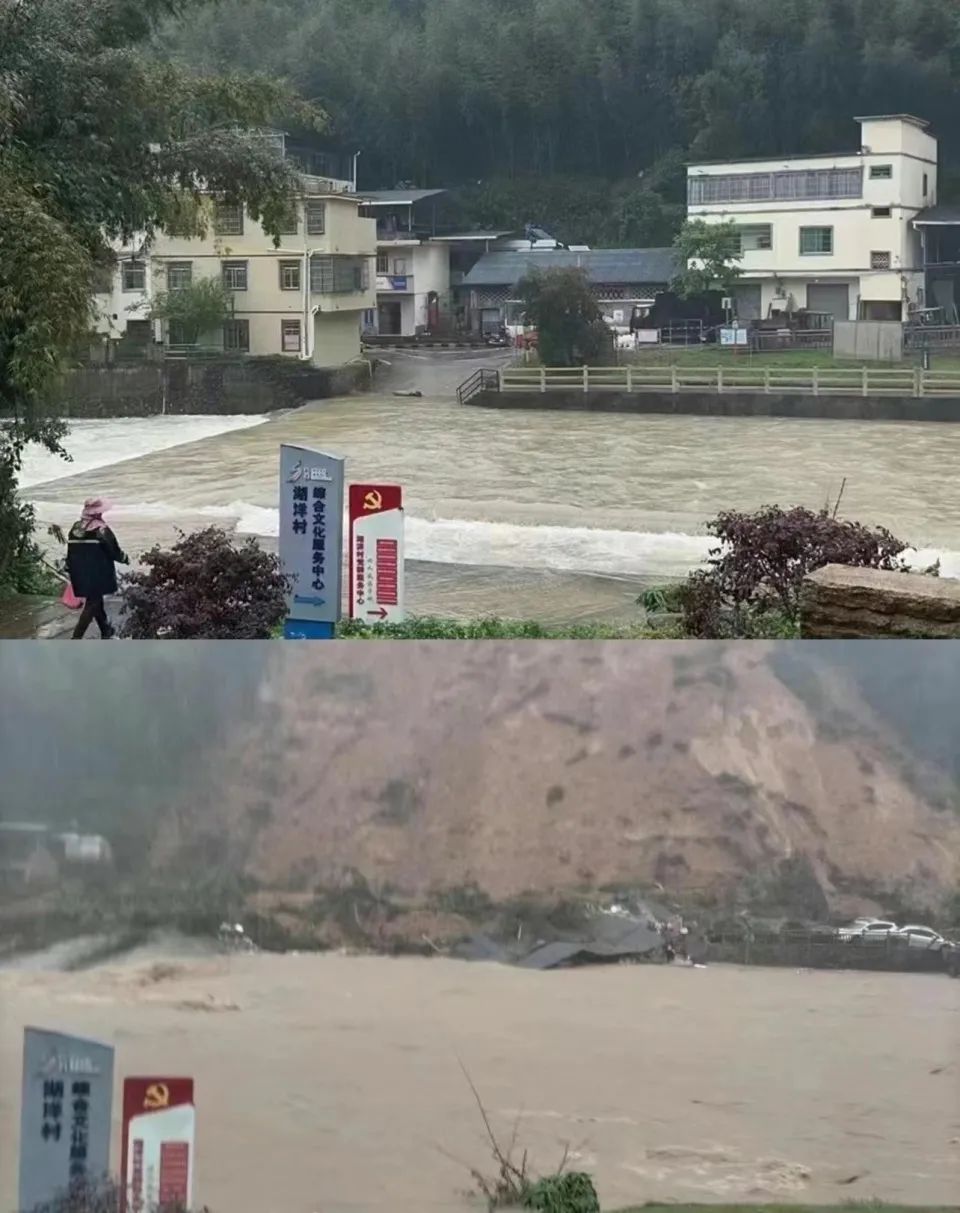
149, 278, 234, 345
522, 1173, 600, 1213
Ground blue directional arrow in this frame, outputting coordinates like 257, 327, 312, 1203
294, 595, 327, 608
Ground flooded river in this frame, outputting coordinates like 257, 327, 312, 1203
1, 950, 958, 1212
21, 351, 960, 622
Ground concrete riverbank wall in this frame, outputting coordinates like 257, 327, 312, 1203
20, 358, 373, 418
471, 387, 960, 422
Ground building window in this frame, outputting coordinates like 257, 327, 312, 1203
305, 201, 327, 235
871, 207, 892, 219
799, 226, 833, 255
916, 287, 925, 307
870, 250, 891, 270
281, 318, 302, 353
213, 202, 244, 236
376, 253, 389, 275
310, 255, 369, 294
688, 166, 861, 205
869, 164, 893, 180
166, 262, 193, 291
279, 260, 301, 291
222, 260, 248, 291
923, 172, 929, 197
736, 224, 772, 252
223, 319, 250, 352
121, 260, 146, 292
392, 258, 409, 275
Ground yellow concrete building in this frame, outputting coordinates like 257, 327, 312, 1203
95, 140, 376, 367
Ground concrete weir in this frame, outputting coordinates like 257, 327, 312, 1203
470, 387, 960, 422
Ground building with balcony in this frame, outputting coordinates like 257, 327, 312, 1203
913, 204, 960, 324
686, 115, 938, 323
358, 189, 454, 336
94, 134, 376, 366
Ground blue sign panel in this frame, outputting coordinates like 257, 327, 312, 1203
279, 444, 345, 630
19, 1028, 114, 1212
389, 276, 408, 291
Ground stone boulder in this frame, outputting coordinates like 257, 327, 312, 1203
800, 564, 960, 638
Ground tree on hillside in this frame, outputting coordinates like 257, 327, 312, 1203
672, 219, 742, 298
518, 267, 612, 367
0, 0, 325, 593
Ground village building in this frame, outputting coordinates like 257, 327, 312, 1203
94, 132, 376, 366
686, 114, 938, 324
458, 247, 680, 338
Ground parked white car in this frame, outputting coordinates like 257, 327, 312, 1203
892, 925, 947, 951
837, 919, 897, 942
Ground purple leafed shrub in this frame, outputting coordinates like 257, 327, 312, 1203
120, 527, 290, 640
680, 505, 912, 638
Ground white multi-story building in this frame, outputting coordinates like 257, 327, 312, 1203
94, 136, 376, 366
358, 189, 453, 336
686, 114, 938, 323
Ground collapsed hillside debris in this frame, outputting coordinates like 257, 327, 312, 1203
452, 902, 702, 971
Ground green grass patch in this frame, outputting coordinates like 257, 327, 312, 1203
273, 612, 805, 641
333, 615, 679, 640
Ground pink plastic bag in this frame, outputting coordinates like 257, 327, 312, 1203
61, 583, 84, 610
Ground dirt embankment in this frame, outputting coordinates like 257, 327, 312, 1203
151, 644, 960, 934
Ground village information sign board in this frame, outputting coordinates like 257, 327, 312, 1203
279, 444, 345, 638
348, 484, 405, 624
120, 1077, 196, 1213
19, 1028, 114, 1212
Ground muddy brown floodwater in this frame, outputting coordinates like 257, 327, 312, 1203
20, 349, 960, 633
1, 953, 958, 1213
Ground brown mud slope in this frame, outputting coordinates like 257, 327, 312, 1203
162, 643, 960, 908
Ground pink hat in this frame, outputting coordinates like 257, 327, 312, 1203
80, 498, 110, 531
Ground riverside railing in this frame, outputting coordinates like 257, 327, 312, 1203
704, 930, 956, 975
493, 365, 960, 398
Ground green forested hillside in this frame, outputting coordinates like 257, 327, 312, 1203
159, 0, 960, 246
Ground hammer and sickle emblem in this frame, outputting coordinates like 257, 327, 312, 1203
143, 1083, 170, 1110
363, 490, 382, 512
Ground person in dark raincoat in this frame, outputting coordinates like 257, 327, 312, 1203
65, 498, 129, 638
